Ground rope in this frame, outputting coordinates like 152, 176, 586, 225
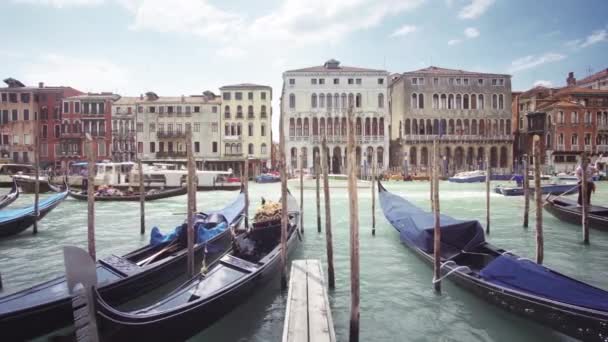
432, 260, 471, 284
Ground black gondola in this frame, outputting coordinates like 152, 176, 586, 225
545, 194, 608, 231
68, 186, 188, 202
0, 187, 68, 238
0, 190, 245, 341
12, 174, 53, 193
0, 181, 19, 209
378, 181, 608, 341
84, 191, 300, 341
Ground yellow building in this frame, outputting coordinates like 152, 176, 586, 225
219, 84, 272, 177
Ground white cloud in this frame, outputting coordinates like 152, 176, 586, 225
23, 54, 131, 92
13, 0, 103, 7
458, 0, 494, 19
464, 27, 480, 38
533, 80, 553, 88
580, 29, 608, 48
508, 53, 566, 73
390, 24, 418, 37
448, 39, 462, 45
217, 46, 247, 59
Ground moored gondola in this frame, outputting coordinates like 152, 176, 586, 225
68, 185, 187, 202
82, 191, 300, 341
378, 181, 608, 341
0, 181, 19, 209
12, 174, 53, 193
0, 189, 245, 341
544, 194, 608, 231
0, 187, 68, 238
494, 183, 578, 196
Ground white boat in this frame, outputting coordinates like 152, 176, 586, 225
288, 174, 370, 189
0, 164, 34, 186
448, 170, 486, 183
134, 163, 241, 190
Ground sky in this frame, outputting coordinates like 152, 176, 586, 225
1, 0, 607, 137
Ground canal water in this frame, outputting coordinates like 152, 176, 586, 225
1, 181, 607, 341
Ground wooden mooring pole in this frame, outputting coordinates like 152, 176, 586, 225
485, 156, 491, 235
299, 154, 304, 234
321, 138, 335, 289
582, 153, 590, 244
243, 158, 249, 217
430, 148, 434, 212
138, 159, 145, 235
316, 153, 321, 233
432, 139, 441, 293
33, 123, 40, 234
279, 94, 288, 290
533, 135, 544, 264
86, 138, 96, 260
523, 154, 530, 228
371, 151, 376, 236
186, 129, 195, 277
346, 106, 360, 342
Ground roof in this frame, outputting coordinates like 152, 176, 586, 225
537, 100, 582, 110
220, 83, 271, 90
402, 66, 510, 77
553, 86, 608, 96
66, 93, 120, 101
285, 59, 386, 73
577, 68, 608, 86
519, 86, 558, 98
139, 96, 221, 104
113, 96, 140, 105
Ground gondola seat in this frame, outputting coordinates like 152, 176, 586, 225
99, 255, 142, 277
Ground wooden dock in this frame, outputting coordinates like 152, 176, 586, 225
282, 259, 336, 342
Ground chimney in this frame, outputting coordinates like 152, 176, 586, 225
38, 82, 44, 88
140, 93, 144, 100
566, 72, 576, 87
181, 95, 185, 103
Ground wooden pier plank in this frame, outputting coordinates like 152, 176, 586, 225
307, 259, 336, 342
283, 260, 309, 342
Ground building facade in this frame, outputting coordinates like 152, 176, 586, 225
111, 96, 137, 162
0, 78, 82, 166
282, 59, 389, 175
133, 92, 221, 166
219, 84, 272, 176
389, 66, 514, 175
575, 69, 608, 90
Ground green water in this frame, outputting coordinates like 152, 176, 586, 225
1, 181, 607, 341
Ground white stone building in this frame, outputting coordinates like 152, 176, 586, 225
132, 91, 221, 166
111, 96, 137, 162
281, 59, 389, 174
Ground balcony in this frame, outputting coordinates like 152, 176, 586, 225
556, 144, 565, 151
572, 145, 579, 151
598, 145, 608, 153
584, 145, 593, 152
402, 134, 514, 144
60, 132, 84, 139
599, 124, 608, 131
155, 151, 187, 158
224, 151, 243, 157
223, 135, 242, 142
157, 131, 186, 139
112, 129, 136, 138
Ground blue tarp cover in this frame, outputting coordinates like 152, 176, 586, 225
0, 191, 66, 223
379, 188, 485, 255
480, 255, 608, 312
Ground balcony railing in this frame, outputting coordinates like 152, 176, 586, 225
223, 135, 242, 141
402, 134, 514, 143
598, 145, 608, 153
60, 132, 84, 139
157, 131, 186, 139
155, 151, 187, 158
572, 145, 579, 151
584, 145, 593, 152
556, 144, 565, 151
599, 124, 608, 131
225, 151, 243, 156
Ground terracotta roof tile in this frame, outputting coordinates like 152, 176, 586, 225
576, 68, 608, 86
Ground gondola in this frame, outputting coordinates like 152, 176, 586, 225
0, 181, 19, 209
0, 189, 246, 341
545, 194, 608, 231
378, 181, 608, 341
12, 174, 52, 193
84, 191, 300, 341
0, 187, 68, 238
494, 183, 579, 196
67, 185, 188, 202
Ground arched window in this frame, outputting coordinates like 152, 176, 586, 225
478, 94, 484, 109
327, 118, 333, 136
379, 118, 385, 136
313, 117, 319, 136
456, 94, 462, 109
471, 94, 477, 109
237, 123, 242, 135
261, 105, 267, 117
311, 94, 317, 108
418, 93, 424, 109
448, 94, 454, 109
303, 118, 309, 136
492, 94, 498, 109
356, 117, 362, 135
248, 143, 254, 155
261, 143, 267, 155
247, 105, 254, 117
224, 105, 230, 118
296, 118, 302, 136
334, 117, 340, 135
404, 119, 411, 134
506, 119, 511, 134
334, 94, 339, 109
341, 117, 347, 136
365, 118, 371, 136
289, 94, 296, 108
289, 118, 295, 137
225, 123, 230, 136
432, 94, 439, 109
440, 94, 447, 109
356, 93, 362, 108
348, 93, 354, 107
411, 93, 418, 109
319, 94, 325, 108
342, 93, 347, 108
320, 118, 325, 136
463, 94, 469, 109
378, 93, 384, 108
301, 147, 308, 169
225, 143, 230, 154
471, 119, 477, 135
327, 93, 332, 109
498, 94, 504, 109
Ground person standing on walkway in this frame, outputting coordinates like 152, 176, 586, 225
576, 157, 598, 206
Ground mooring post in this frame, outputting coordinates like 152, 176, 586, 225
279, 92, 288, 290
533, 135, 544, 264
186, 128, 195, 277
138, 159, 145, 235
86, 138, 96, 260
321, 138, 335, 289
430, 148, 434, 212
316, 153, 322, 233
523, 154, 530, 228
299, 154, 304, 234
243, 158, 249, 217
33, 123, 40, 234
485, 155, 491, 235
582, 153, 589, 244
432, 139, 441, 294
346, 106, 360, 342
371, 151, 376, 236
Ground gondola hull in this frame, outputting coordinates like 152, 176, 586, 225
0, 190, 67, 237
13, 175, 52, 193
0, 192, 245, 340
0, 181, 19, 209
68, 186, 187, 201
544, 195, 608, 231
379, 182, 608, 341
495, 183, 578, 196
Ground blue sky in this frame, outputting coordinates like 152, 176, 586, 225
1, 0, 607, 135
